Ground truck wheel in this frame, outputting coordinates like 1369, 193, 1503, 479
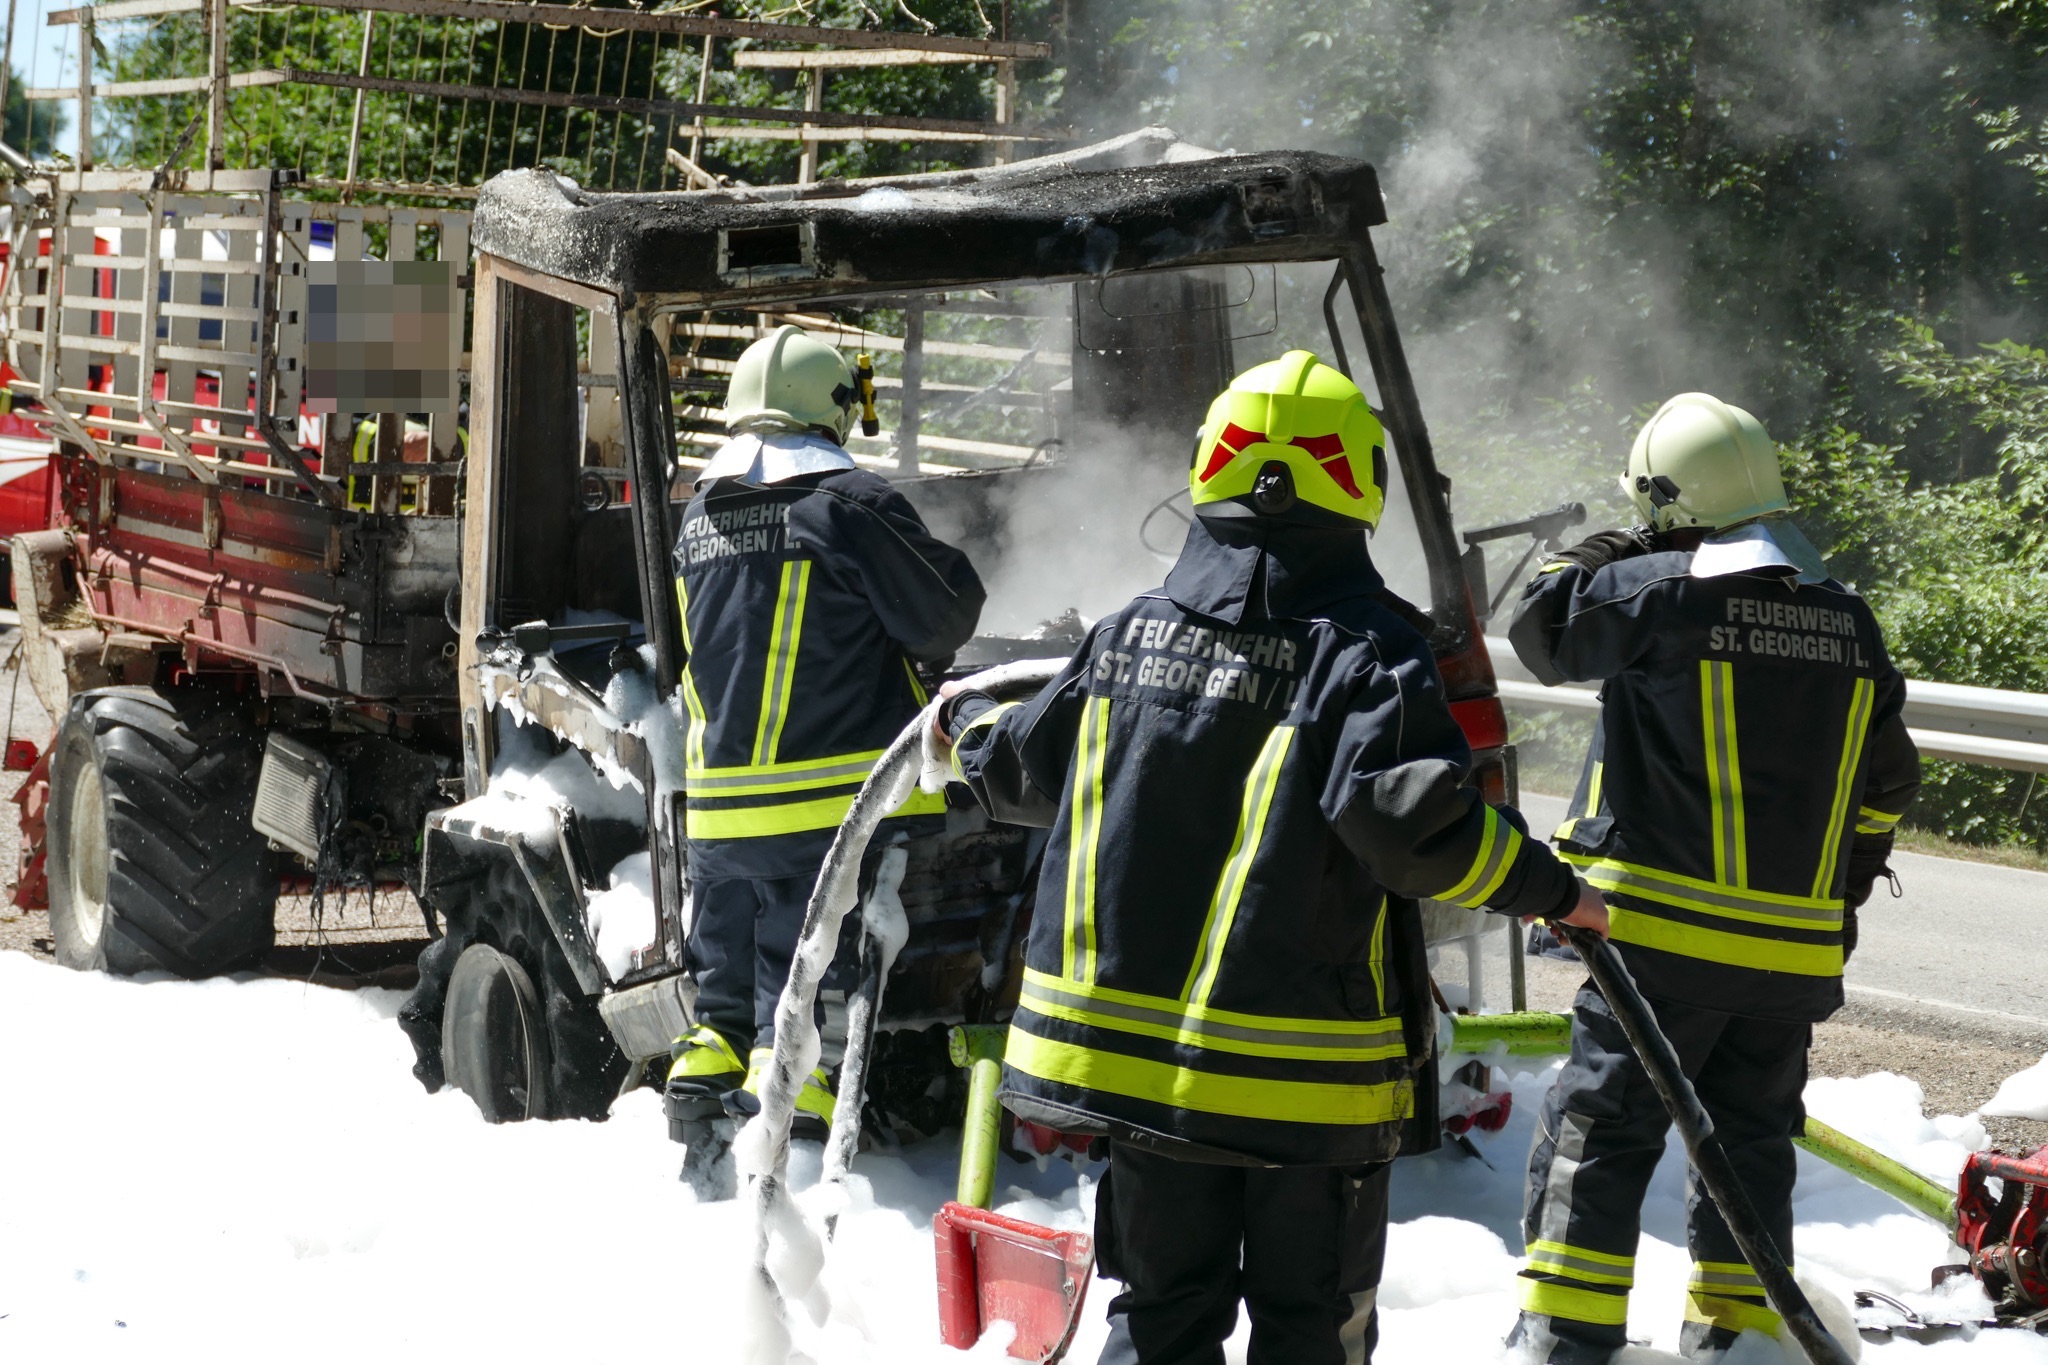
441, 943, 548, 1123
46, 687, 278, 975
400, 849, 627, 1121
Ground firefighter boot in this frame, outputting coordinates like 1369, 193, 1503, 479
1677, 1322, 1744, 1360
724, 1046, 837, 1140
664, 1024, 747, 1126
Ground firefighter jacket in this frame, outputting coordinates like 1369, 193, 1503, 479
1508, 539, 1920, 1022
948, 516, 1580, 1167
675, 443, 985, 879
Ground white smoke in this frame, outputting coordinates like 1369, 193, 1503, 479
971, 451, 1188, 633
1053, 0, 2006, 544
917, 262, 1441, 634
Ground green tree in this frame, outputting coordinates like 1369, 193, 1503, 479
3, 66, 63, 156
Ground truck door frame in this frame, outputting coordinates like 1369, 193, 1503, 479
463, 256, 691, 959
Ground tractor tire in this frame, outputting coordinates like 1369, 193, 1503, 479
46, 686, 278, 976
441, 943, 548, 1123
400, 849, 626, 1121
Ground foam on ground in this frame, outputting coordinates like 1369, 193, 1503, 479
1, 952, 2042, 1363
1983, 1054, 2048, 1122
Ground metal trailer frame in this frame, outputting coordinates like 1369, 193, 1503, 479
1, 186, 471, 708
25, 0, 1061, 201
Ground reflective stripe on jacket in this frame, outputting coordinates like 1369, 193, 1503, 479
674, 465, 984, 874
952, 517, 1578, 1166
1509, 546, 1920, 1021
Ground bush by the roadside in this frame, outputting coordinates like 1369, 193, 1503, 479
1777, 331, 2048, 851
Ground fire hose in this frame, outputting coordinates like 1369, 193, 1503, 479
735, 659, 1065, 1352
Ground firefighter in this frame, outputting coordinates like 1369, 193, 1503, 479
345, 413, 464, 510
664, 324, 985, 1136
1505, 393, 1921, 1363
934, 350, 1605, 1365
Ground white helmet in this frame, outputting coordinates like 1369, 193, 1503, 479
1621, 392, 1789, 532
724, 324, 858, 444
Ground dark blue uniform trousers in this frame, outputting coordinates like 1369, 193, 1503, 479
1511, 982, 1810, 1363
686, 873, 819, 1054
686, 843, 893, 1054
1094, 1140, 1390, 1365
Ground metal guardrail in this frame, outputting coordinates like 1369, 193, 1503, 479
1485, 636, 2048, 774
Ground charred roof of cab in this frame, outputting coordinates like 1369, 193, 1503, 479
470, 128, 1387, 304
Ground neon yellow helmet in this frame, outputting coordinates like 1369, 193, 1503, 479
1622, 392, 1789, 532
725, 324, 858, 444
1190, 350, 1386, 527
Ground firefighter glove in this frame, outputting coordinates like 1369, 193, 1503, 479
1548, 528, 1655, 575
939, 688, 997, 741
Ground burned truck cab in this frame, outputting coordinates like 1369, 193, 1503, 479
408, 131, 1521, 1125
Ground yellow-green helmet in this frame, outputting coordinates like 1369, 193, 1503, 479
725, 324, 858, 443
1190, 350, 1386, 527
1622, 392, 1789, 532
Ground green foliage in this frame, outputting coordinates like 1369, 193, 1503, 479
1072, 0, 2048, 455
102, 4, 708, 189
1443, 376, 1638, 532
1508, 706, 1596, 803
1983, 105, 2048, 202
682, 0, 1061, 186
3, 69, 62, 157
1779, 326, 2048, 847
1887, 324, 2048, 550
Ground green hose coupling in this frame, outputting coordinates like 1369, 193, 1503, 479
1446, 1010, 1575, 1056
950, 1024, 1008, 1209
949, 1023, 1007, 1069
